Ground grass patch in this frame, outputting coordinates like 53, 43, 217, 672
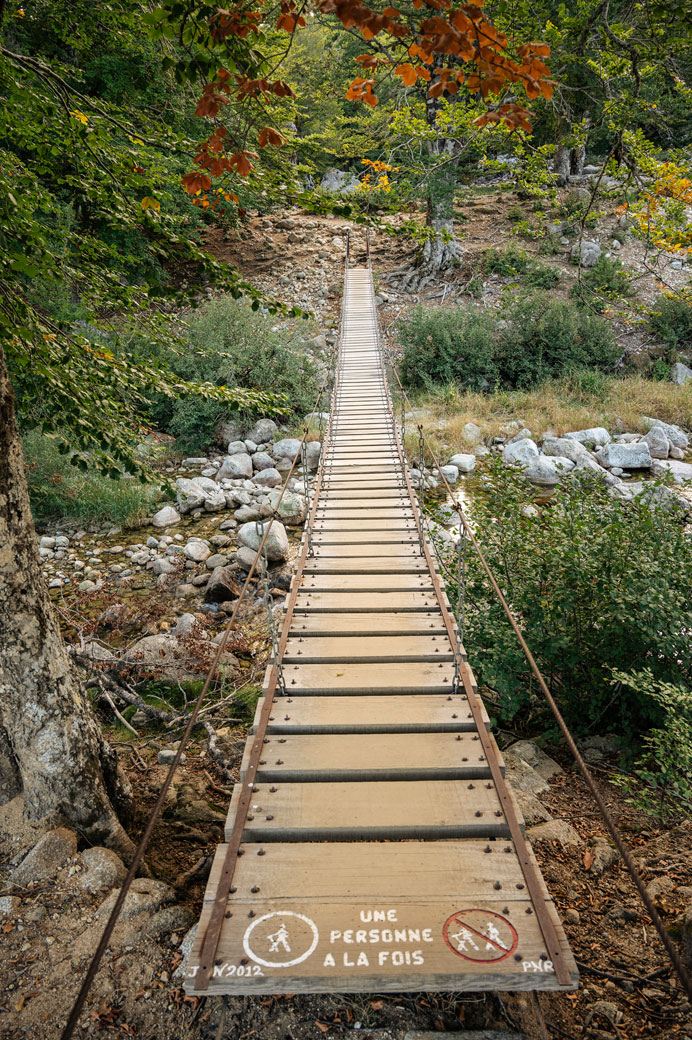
395, 372, 692, 461
24, 430, 160, 525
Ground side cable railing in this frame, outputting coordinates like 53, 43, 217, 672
364, 231, 692, 1005
61, 235, 350, 1040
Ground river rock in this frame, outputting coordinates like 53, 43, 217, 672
235, 546, 259, 571
461, 422, 483, 445
182, 538, 211, 563
439, 465, 459, 483
11, 828, 78, 884
152, 557, 176, 576
642, 425, 670, 459
272, 437, 302, 461
267, 490, 306, 525
642, 417, 689, 449
564, 427, 611, 448
305, 441, 322, 471
172, 613, 200, 637
176, 477, 225, 513
224, 440, 248, 456
597, 441, 652, 469
252, 451, 275, 472
671, 361, 692, 385
238, 520, 289, 561
79, 847, 127, 894
254, 468, 282, 488
525, 456, 575, 486
217, 452, 253, 481
204, 565, 241, 603
542, 436, 593, 466
651, 458, 692, 483
125, 635, 201, 681
248, 417, 279, 444
152, 506, 181, 528
503, 438, 540, 466
449, 453, 476, 473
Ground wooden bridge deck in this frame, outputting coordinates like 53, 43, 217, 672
185, 268, 578, 996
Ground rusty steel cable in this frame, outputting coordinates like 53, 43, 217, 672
61, 247, 348, 1040
364, 236, 692, 1002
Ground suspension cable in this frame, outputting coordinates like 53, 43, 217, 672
364, 230, 692, 1003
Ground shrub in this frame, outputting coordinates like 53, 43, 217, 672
611, 670, 692, 822
24, 431, 160, 524
144, 297, 321, 452
484, 244, 528, 276
499, 293, 620, 387
398, 306, 499, 392
570, 255, 634, 305
398, 294, 619, 393
648, 295, 692, 352
436, 460, 692, 736
523, 262, 560, 288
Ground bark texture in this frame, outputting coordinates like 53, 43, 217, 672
0, 345, 134, 859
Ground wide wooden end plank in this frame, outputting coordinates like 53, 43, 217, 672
186, 841, 577, 994
277, 659, 456, 692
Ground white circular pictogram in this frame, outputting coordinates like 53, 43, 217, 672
243, 910, 319, 968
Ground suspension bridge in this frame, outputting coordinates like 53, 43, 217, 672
183, 259, 577, 997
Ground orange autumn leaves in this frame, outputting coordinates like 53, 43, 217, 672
180, 0, 552, 200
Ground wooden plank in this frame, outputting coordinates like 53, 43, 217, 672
301, 574, 434, 592
240, 732, 498, 782
226, 780, 514, 841
317, 499, 410, 511
289, 611, 445, 633
303, 558, 427, 575
187, 841, 577, 994
309, 543, 421, 557
283, 633, 453, 662
254, 693, 487, 733
311, 532, 418, 544
293, 592, 438, 612
277, 660, 456, 693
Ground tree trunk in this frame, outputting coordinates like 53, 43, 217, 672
0, 345, 135, 860
399, 94, 461, 291
553, 143, 572, 186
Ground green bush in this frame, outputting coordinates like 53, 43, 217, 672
436, 460, 692, 737
648, 295, 692, 352
523, 262, 561, 288
499, 293, 620, 387
484, 244, 528, 276
398, 294, 619, 392
398, 306, 499, 392
24, 431, 160, 524
611, 670, 692, 821
144, 297, 321, 453
571, 256, 634, 305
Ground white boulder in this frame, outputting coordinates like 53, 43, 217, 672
238, 520, 289, 561
449, 453, 476, 473
151, 506, 181, 528
563, 427, 611, 448
596, 442, 652, 469
503, 439, 540, 466
217, 452, 253, 480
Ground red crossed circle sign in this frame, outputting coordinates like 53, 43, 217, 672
442, 909, 518, 963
